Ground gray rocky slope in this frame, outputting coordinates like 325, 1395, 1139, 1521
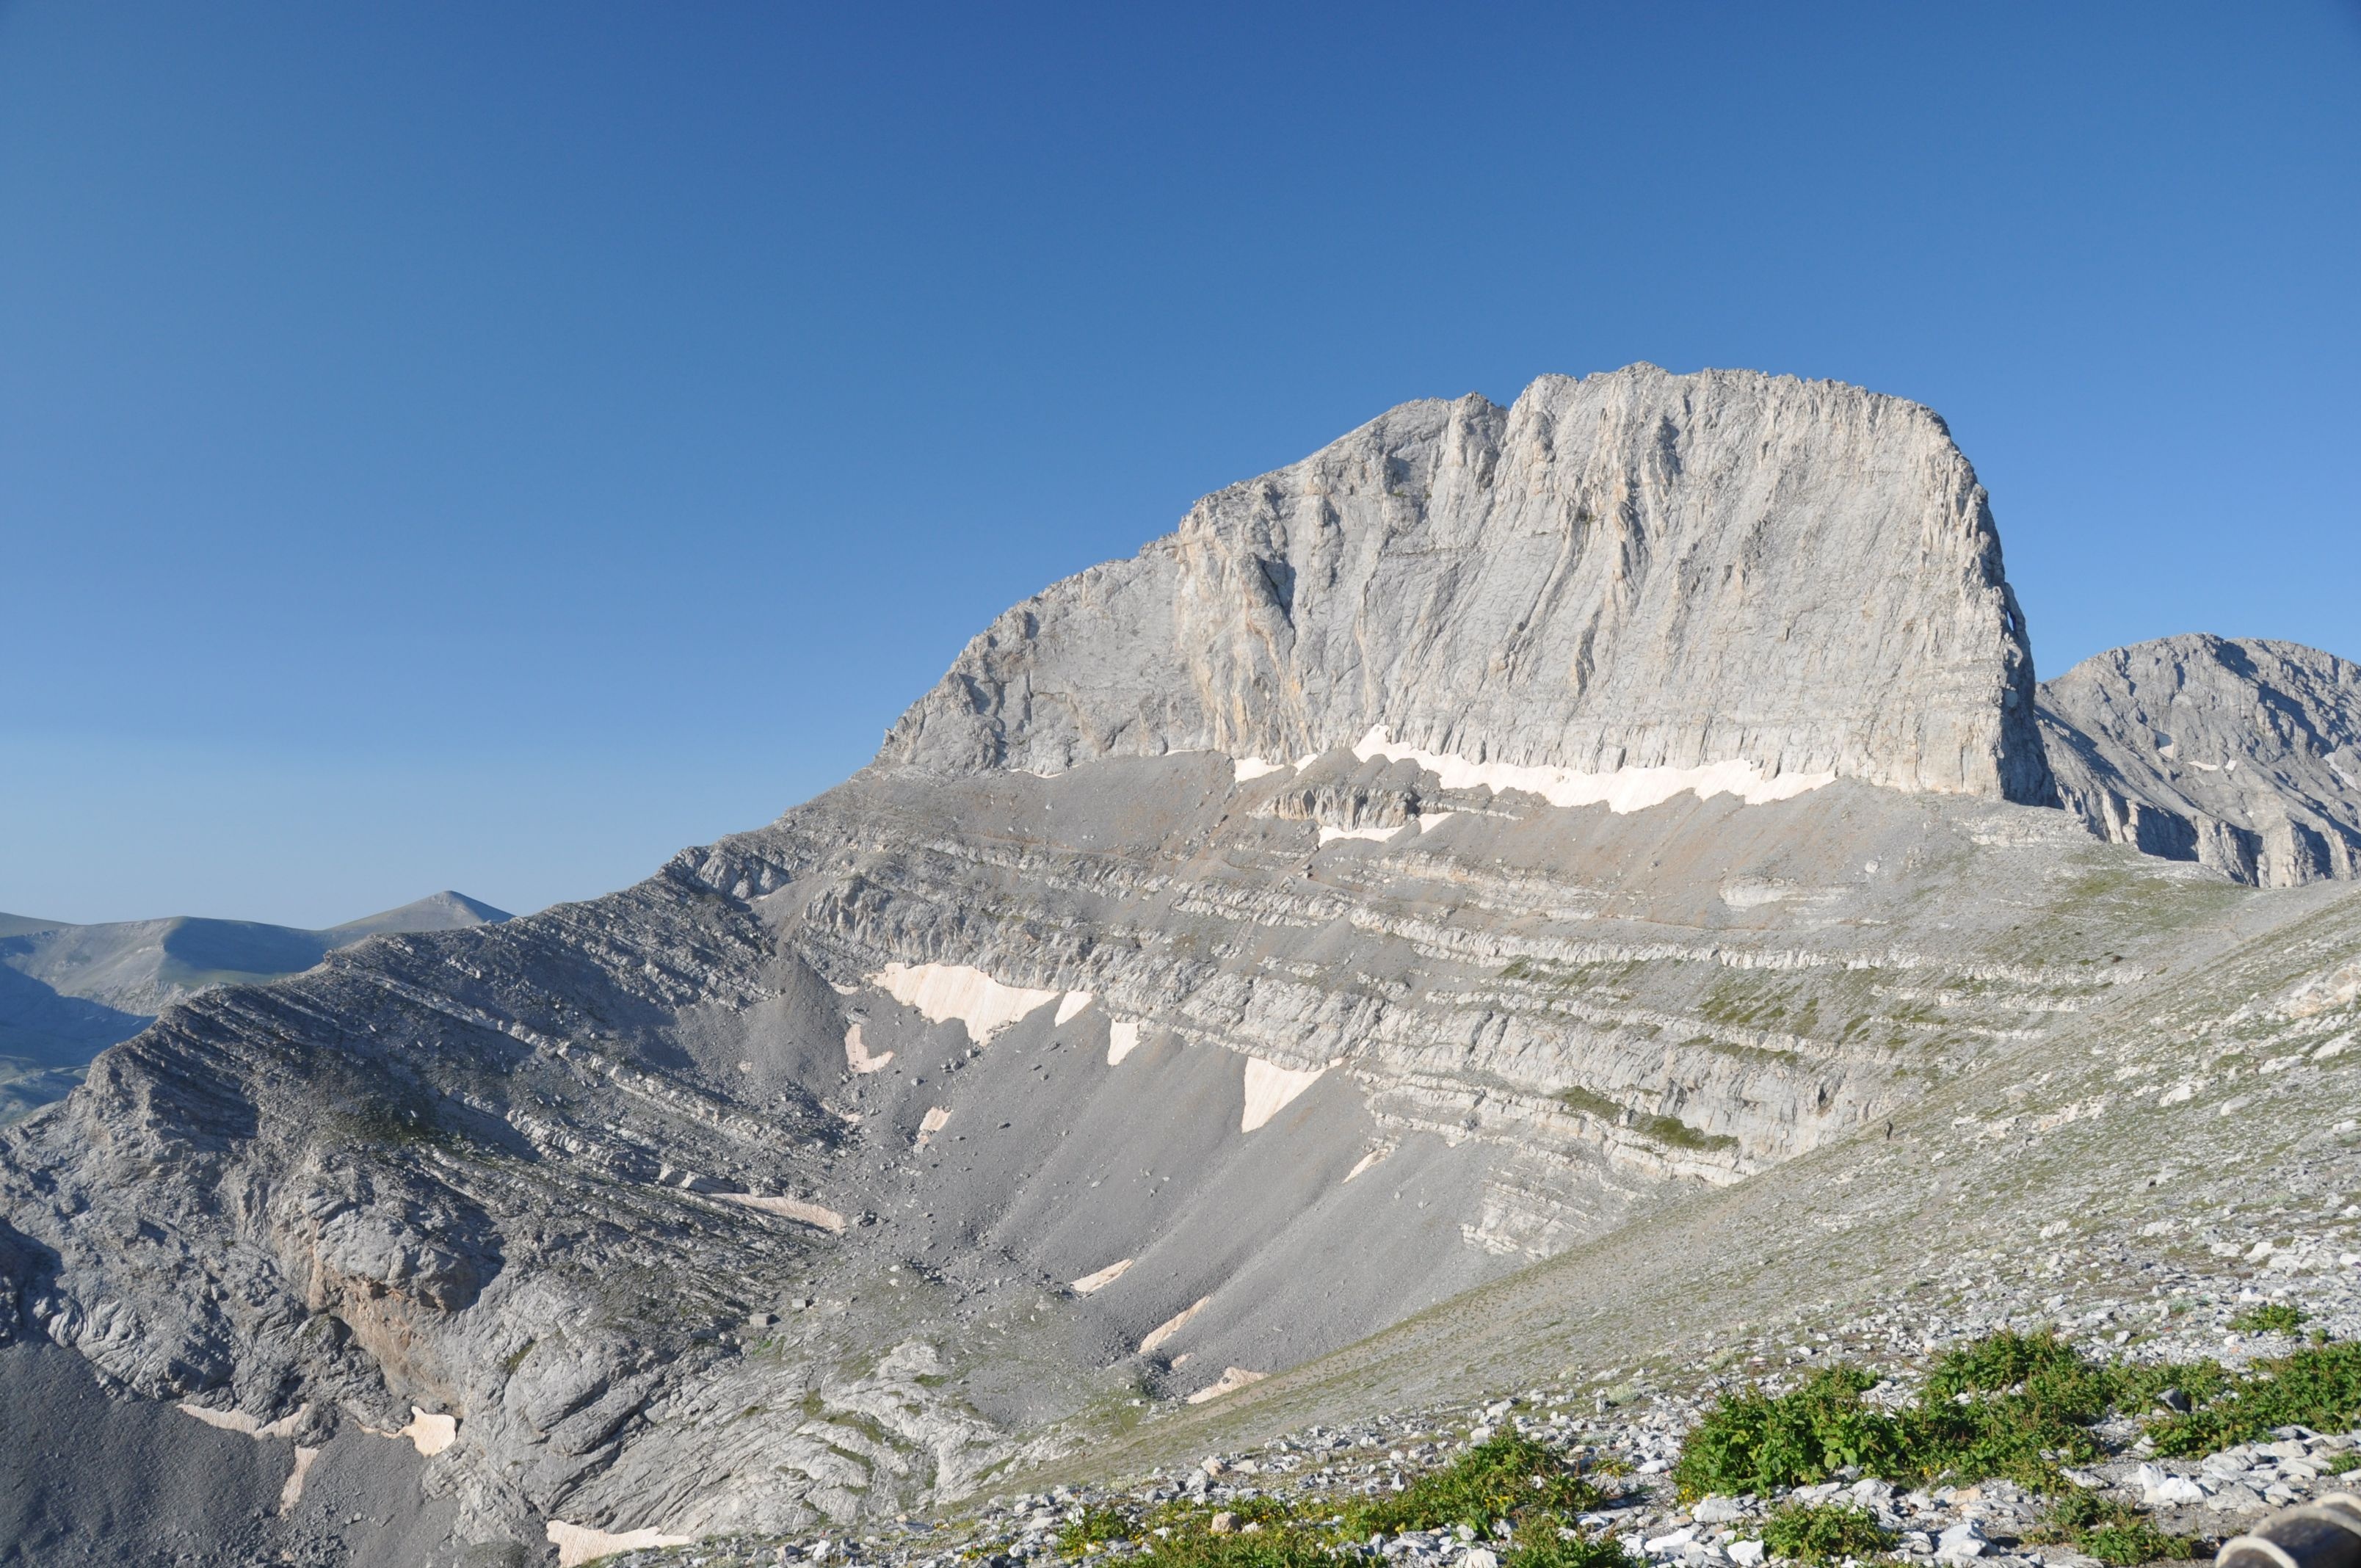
0, 891, 509, 1123
2042, 635, 2361, 887
0, 367, 2354, 1567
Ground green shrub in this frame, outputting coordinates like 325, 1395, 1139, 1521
1504, 1525, 1642, 1568
1672, 1366, 1912, 1499
1059, 1506, 1137, 1556
1675, 1331, 2245, 1498
2077, 1521, 2199, 1566
1127, 1498, 1344, 1568
2042, 1492, 2199, 1565
1349, 1431, 1607, 1538
2147, 1340, 2361, 1456
2228, 1303, 2306, 1335
1758, 1502, 1890, 1564
1129, 1528, 1346, 1568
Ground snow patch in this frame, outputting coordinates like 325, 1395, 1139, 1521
548, 1520, 694, 1567
1070, 1258, 1133, 1294
915, 1106, 952, 1148
1233, 756, 1292, 783
1053, 991, 1094, 1026
1352, 727, 1834, 812
399, 1407, 457, 1456
870, 962, 1059, 1045
1318, 824, 1398, 845
1186, 1365, 1268, 1405
178, 1401, 308, 1440
1343, 1145, 1393, 1183
717, 1193, 849, 1233
1106, 1019, 1144, 1066
1140, 1296, 1210, 1355
279, 1445, 322, 1514
844, 1023, 892, 1074
1241, 1058, 1325, 1132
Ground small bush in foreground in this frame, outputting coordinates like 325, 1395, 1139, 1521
1349, 1431, 1607, 1537
1672, 1328, 2361, 1500
1671, 1365, 1908, 1499
1504, 1524, 1642, 1568
1117, 1433, 1625, 1568
1758, 1502, 1890, 1565
1130, 1528, 1343, 1568
2147, 1340, 2361, 1456
1059, 1506, 1136, 1556
2042, 1492, 2199, 1566
2228, 1303, 2306, 1335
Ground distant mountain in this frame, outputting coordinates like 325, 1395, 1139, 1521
2042, 634, 2361, 886
322, 889, 512, 943
0, 892, 509, 1121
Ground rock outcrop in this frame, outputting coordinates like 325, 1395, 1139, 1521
2041, 635, 2361, 886
885, 366, 2053, 805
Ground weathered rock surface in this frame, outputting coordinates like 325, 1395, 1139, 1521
2041, 635, 2361, 885
885, 366, 2052, 805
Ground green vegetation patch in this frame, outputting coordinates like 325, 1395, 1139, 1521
1758, 1502, 1890, 1565
1058, 1506, 1145, 1556
1556, 1089, 1737, 1154
1073, 1435, 1635, 1568
2227, 1303, 2306, 1334
1354, 1432, 1609, 1537
1557, 1086, 1623, 1122
1633, 1113, 1738, 1153
2147, 1340, 2361, 1456
1676, 1328, 2361, 1564
1677, 1329, 2257, 1500
2040, 1490, 2199, 1565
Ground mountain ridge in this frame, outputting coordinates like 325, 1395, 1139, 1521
0, 890, 511, 1122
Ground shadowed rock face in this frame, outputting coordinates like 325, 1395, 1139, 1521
2041, 635, 2361, 886
885, 366, 2053, 805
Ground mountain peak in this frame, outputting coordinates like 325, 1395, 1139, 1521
324, 890, 512, 943
882, 366, 2050, 805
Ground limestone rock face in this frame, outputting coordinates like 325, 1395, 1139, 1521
2040, 635, 2361, 886
885, 365, 2052, 805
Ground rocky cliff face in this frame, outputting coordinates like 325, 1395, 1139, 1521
2041, 635, 2361, 886
885, 366, 2053, 806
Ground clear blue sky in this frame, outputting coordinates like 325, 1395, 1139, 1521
4, 2, 2357, 927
